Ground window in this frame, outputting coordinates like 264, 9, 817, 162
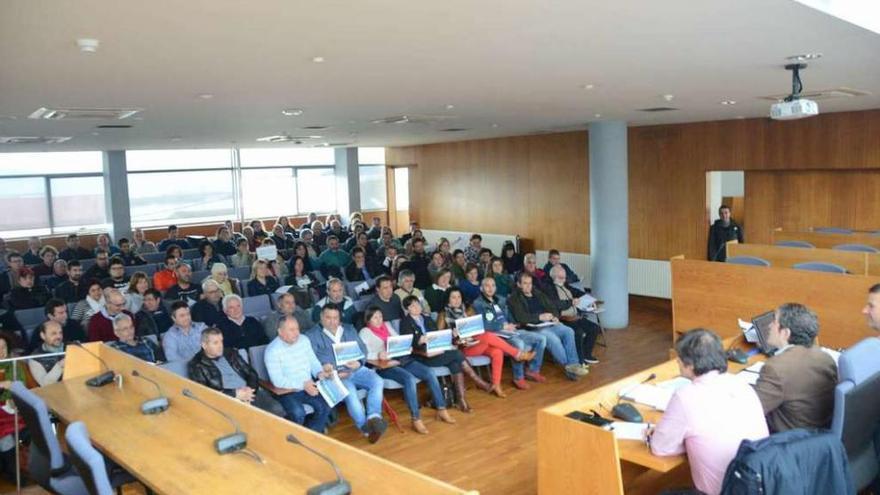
394, 167, 410, 210
126, 149, 233, 171
359, 165, 387, 210
127, 170, 236, 226
297, 168, 336, 213
50, 177, 107, 232
240, 168, 298, 219
0, 151, 103, 175
239, 148, 334, 167
358, 147, 385, 165
0, 178, 49, 237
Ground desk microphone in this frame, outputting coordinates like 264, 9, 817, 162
70, 341, 115, 387
286, 433, 351, 495
181, 388, 247, 454
131, 370, 169, 415
612, 373, 656, 423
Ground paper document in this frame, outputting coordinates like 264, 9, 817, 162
610, 421, 650, 441
354, 281, 370, 295
296, 278, 312, 288
317, 372, 349, 407
744, 361, 765, 373
527, 322, 555, 328
275, 285, 293, 294
619, 384, 674, 411
455, 314, 485, 339
576, 294, 598, 312
425, 330, 454, 355
656, 376, 691, 393
735, 370, 761, 386
256, 245, 277, 261
332, 341, 365, 367
386, 334, 414, 358
738, 319, 759, 344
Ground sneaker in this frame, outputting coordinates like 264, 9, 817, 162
564, 371, 580, 381
565, 364, 589, 376
583, 356, 600, 364
525, 371, 547, 383
512, 378, 531, 390
366, 417, 387, 444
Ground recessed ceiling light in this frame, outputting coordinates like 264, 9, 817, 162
594, 113, 602, 118
312, 56, 325, 63
580, 84, 595, 90
76, 38, 99, 53
720, 100, 737, 105
282, 108, 304, 116
787, 53, 822, 61
90, 131, 100, 136
491, 123, 499, 128
445, 104, 455, 110
197, 93, 214, 100
170, 137, 183, 142
662, 94, 675, 102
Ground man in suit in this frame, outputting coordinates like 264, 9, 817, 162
754, 303, 837, 432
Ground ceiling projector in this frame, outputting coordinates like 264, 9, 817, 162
770, 63, 818, 120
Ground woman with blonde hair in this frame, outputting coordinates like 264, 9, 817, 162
123, 271, 151, 313
210, 262, 240, 296
247, 259, 279, 296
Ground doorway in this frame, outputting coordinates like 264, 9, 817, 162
387, 166, 411, 235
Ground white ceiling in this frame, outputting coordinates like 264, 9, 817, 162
0, 0, 878, 152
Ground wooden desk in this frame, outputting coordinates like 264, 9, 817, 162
726, 241, 869, 275
36, 344, 476, 495
671, 257, 878, 348
537, 339, 759, 494
771, 229, 880, 251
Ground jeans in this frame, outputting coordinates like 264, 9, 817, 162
378, 359, 446, 419
536, 324, 579, 366
276, 390, 331, 433
342, 365, 385, 431
511, 330, 547, 379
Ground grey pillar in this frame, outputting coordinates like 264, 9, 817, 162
589, 121, 629, 328
103, 150, 132, 242
334, 147, 361, 221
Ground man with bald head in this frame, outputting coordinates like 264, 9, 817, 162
28, 320, 66, 386
87, 288, 134, 342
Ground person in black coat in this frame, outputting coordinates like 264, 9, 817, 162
708, 204, 744, 262
191, 279, 225, 327
216, 294, 268, 350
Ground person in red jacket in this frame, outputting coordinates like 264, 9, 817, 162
87, 289, 133, 342
152, 254, 178, 293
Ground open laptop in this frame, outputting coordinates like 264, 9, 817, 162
751, 310, 777, 355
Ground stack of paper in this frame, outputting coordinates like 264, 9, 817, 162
609, 421, 650, 441
619, 384, 674, 411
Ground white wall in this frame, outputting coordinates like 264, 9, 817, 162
720, 171, 744, 197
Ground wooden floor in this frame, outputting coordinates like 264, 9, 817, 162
4, 296, 672, 495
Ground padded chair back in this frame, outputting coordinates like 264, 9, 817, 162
815, 227, 853, 234
159, 360, 189, 378
123, 264, 157, 279
228, 266, 251, 282
831, 338, 880, 490
238, 348, 249, 363
242, 295, 272, 319
775, 240, 815, 248
141, 252, 165, 264
390, 319, 401, 333
65, 422, 114, 495
833, 243, 879, 253
726, 256, 770, 267
14, 306, 46, 333
79, 259, 96, 272
353, 297, 372, 313
191, 270, 211, 285
248, 344, 269, 380
10, 382, 72, 489
180, 249, 199, 260
792, 262, 847, 274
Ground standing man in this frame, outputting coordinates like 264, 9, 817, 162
707, 204, 743, 262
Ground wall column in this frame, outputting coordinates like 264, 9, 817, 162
589, 121, 629, 328
103, 150, 132, 242
334, 147, 361, 222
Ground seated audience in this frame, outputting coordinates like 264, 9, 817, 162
8, 268, 49, 310
405, 238, 432, 290
263, 292, 313, 343
152, 254, 179, 293
191, 279, 225, 327
754, 303, 837, 432
457, 263, 482, 305
198, 241, 223, 272
376, 245, 398, 276
55, 260, 87, 303
31, 245, 57, 278
489, 257, 513, 298
344, 247, 378, 284
36, 298, 86, 352
399, 221, 419, 245
518, 253, 551, 296
46, 259, 68, 290
310, 221, 327, 252
427, 251, 447, 282
317, 235, 351, 279
508, 272, 586, 380
58, 233, 93, 262
473, 277, 547, 388
100, 257, 129, 290
165, 263, 202, 305
394, 270, 431, 314
135, 289, 173, 337
212, 226, 237, 257
366, 216, 382, 240
217, 294, 267, 350
376, 229, 402, 259
546, 265, 600, 365
188, 327, 284, 416
477, 248, 493, 278
464, 234, 483, 265
862, 283, 880, 332
230, 238, 255, 269
284, 256, 318, 308
368, 276, 403, 321
278, 215, 297, 236
132, 228, 157, 255
247, 259, 279, 296
162, 301, 207, 362
242, 226, 257, 252
270, 224, 291, 251
289, 242, 317, 273
84, 249, 111, 281
305, 305, 388, 443
649, 328, 768, 495
21, 236, 42, 265
501, 241, 524, 275
438, 288, 534, 398
311, 278, 357, 324
425, 269, 454, 313
117, 238, 147, 266
87, 288, 133, 342
399, 295, 489, 412
28, 321, 66, 386
108, 313, 164, 363
209, 262, 239, 296
264, 316, 332, 432
543, 249, 580, 284
359, 306, 455, 434
450, 249, 467, 282
122, 271, 150, 314
71, 279, 105, 328
0, 253, 22, 300
94, 233, 120, 256
158, 224, 190, 252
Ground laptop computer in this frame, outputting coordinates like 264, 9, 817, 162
751, 310, 777, 355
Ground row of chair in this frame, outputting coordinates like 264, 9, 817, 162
727, 256, 850, 274
813, 227, 880, 236
776, 240, 880, 253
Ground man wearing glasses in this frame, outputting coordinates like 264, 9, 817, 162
87, 288, 134, 342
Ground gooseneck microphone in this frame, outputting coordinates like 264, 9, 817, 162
286, 433, 351, 495
181, 388, 247, 454
70, 341, 115, 387
131, 370, 169, 415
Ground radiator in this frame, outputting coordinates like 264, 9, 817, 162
535, 250, 670, 299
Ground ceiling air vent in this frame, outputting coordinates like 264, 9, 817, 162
28, 107, 142, 120
0, 136, 72, 144
95, 124, 133, 129
312, 142, 355, 148
637, 107, 679, 112
371, 114, 457, 125
256, 134, 323, 143
440, 128, 469, 132
758, 87, 871, 102
302, 125, 330, 130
